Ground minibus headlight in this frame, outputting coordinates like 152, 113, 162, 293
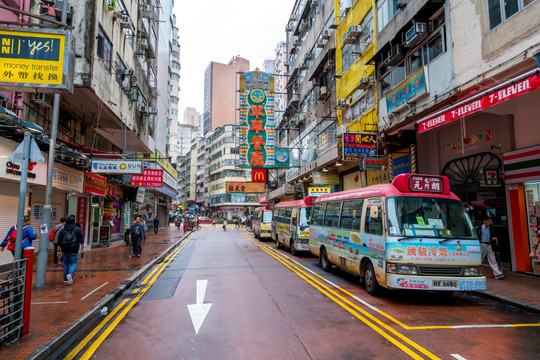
398, 264, 418, 275
464, 266, 480, 276
387, 263, 397, 273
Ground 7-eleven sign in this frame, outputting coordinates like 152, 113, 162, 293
483, 169, 500, 187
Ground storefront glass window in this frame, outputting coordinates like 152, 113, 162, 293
525, 182, 540, 273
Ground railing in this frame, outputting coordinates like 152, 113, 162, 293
0, 259, 26, 346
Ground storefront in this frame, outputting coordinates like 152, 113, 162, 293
503, 144, 540, 274
104, 183, 124, 240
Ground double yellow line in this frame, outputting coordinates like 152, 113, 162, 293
241, 231, 440, 360
64, 235, 193, 360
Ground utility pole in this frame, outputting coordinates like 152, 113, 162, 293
36, 0, 69, 288
13, 133, 32, 261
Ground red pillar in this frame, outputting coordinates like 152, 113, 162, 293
22, 248, 34, 335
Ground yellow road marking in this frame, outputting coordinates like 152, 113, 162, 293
64, 235, 193, 360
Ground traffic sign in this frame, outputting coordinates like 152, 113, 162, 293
9, 136, 45, 163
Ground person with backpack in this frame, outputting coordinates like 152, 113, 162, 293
50, 217, 66, 267
0, 215, 37, 258
57, 215, 85, 285
129, 215, 146, 258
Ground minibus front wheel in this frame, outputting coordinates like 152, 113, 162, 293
320, 248, 331, 272
364, 261, 380, 296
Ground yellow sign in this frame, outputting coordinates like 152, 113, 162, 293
226, 182, 265, 193
366, 170, 390, 186
308, 187, 331, 196
0, 27, 73, 92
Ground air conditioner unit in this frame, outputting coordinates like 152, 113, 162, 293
319, 86, 329, 100
285, 24, 293, 32
121, 77, 131, 91
338, 98, 348, 107
137, 38, 148, 49
348, 25, 363, 37
139, 4, 152, 18
138, 105, 149, 114
292, 39, 300, 47
385, 44, 404, 66
316, 38, 325, 48
118, 14, 130, 28
358, 77, 374, 89
148, 106, 158, 115
30, 93, 52, 107
404, 22, 428, 47
322, 29, 331, 40
289, 14, 298, 22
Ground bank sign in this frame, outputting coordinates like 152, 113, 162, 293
238, 70, 276, 168
0, 27, 75, 93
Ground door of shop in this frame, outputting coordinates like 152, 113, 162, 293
442, 152, 511, 268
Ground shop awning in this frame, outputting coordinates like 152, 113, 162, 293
503, 144, 540, 184
417, 68, 540, 134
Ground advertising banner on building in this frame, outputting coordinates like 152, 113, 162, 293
386, 68, 427, 113
53, 162, 83, 193
91, 159, 143, 174
77, 197, 88, 237
238, 70, 276, 168
84, 172, 107, 196
312, 171, 339, 185
131, 169, 163, 187
342, 133, 377, 160
226, 182, 265, 193
0, 27, 75, 93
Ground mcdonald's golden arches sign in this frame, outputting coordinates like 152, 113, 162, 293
252, 168, 267, 183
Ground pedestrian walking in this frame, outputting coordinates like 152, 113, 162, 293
57, 215, 85, 285
476, 215, 506, 279
529, 229, 540, 260
0, 215, 37, 258
51, 217, 66, 267
196, 217, 200, 230
211, 219, 216, 228
223, 219, 227, 231
153, 217, 160, 234
129, 215, 146, 258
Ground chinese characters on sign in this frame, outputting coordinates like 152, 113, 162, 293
131, 169, 163, 187
408, 175, 444, 193
83, 172, 107, 196
238, 70, 276, 168
342, 133, 378, 160
225, 182, 265, 193
91, 160, 142, 174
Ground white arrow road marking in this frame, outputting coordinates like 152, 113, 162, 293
187, 280, 212, 334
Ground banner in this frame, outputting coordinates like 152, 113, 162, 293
84, 172, 107, 196
238, 70, 276, 168
343, 133, 377, 160
226, 182, 265, 193
91, 159, 142, 174
131, 169, 163, 187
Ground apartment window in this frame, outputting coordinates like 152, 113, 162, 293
487, 0, 536, 29
97, 28, 112, 71
115, 55, 126, 86
376, 0, 400, 31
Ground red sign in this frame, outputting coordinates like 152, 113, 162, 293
252, 168, 267, 183
418, 73, 540, 133
131, 169, 163, 187
408, 175, 444, 193
77, 197, 87, 237
83, 172, 107, 196
259, 194, 267, 203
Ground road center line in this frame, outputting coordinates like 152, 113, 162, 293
81, 282, 109, 301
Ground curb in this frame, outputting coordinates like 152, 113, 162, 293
27, 231, 192, 360
471, 290, 540, 314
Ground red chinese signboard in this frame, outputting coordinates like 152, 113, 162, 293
131, 169, 163, 187
408, 175, 444, 193
418, 73, 540, 133
252, 168, 267, 183
77, 197, 87, 237
83, 172, 107, 196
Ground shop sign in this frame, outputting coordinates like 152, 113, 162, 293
445, 129, 492, 152
482, 169, 500, 187
312, 172, 339, 185
99, 225, 110, 241
392, 151, 410, 177
386, 68, 427, 113
231, 193, 246, 203
274, 148, 290, 169
308, 187, 331, 196
136, 187, 145, 203
91, 159, 143, 174
259, 194, 267, 203
477, 192, 496, 200
53, 162, 83, 193
0, 139, 47, 184
226, 182, 265, 193
238, 70, 276, 168
0, 27, 75, 93
123, 202, 131, 230
77, 197, 87, 237
84, 172, 106, 196
408, 175, 444, 193
131, 169, 163, 187
419, 73, 540, 133
252, 168, 267, 183
156, 186, 177, 198
366, 170, 390, 186
343, 133, 377, 160
106, 183, 123, 199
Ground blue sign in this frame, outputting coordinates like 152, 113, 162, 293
386, 68, 427, 113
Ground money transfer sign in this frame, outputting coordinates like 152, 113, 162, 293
0, 27, 74, 93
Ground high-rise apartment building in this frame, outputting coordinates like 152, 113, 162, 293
202, 56, 250, 135
168, 18, 181, 163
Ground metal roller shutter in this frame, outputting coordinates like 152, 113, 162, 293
0, 181, 24, 265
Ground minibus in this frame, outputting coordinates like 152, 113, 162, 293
272, 197, 313, 255
252, 205, 273, 240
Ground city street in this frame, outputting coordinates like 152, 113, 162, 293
59, 226, 540, 360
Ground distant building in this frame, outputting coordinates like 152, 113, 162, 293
183, 107, 202, 137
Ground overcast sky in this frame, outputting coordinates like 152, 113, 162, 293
175, 0, 294, 119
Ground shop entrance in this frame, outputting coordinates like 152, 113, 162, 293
442, 152, 511, 268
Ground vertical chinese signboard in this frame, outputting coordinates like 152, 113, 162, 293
342, 133, 378, 160
77, 197, 87, 237
239, 70, 275, 168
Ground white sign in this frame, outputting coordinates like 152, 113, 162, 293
91, 160, 143, 174
53, 162, 84, 193
136, 187, 145, 203
0, 138, 47, 184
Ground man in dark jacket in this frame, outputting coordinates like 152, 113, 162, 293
129, 215, 146, 258
57, 215, 85, 285
475, 215, 505, 279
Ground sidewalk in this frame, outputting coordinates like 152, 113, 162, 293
1, 228, 540, 359
0, 225, 189, 360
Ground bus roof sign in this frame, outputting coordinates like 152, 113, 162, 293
392, 174, 449, 195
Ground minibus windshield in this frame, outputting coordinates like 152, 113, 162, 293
299, 208, 311, 227
386, 197, 476, 239
262, 211, 273, 223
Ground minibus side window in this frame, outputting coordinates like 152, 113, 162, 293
340, 200, 364, 230
323, 202, 342, 227
311, 204, 325, 226
364, 199, 383, 235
